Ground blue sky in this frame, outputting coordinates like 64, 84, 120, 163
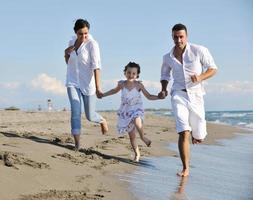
0, 0, 252, 111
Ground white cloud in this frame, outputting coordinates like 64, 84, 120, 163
31, 73, 66, 95
0, 82, 20, 89
206, 81, 253, 93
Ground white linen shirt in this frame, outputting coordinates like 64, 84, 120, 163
160, 43, 217, 95
65, 34, 101, 95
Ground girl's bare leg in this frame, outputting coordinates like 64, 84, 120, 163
134, 117, 152, 147
128, 129, 140, 162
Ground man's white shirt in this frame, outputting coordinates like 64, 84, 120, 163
160, 43, 217, 95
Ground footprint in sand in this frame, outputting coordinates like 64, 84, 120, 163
0, 151, 50, 170
18, 190, 105, 200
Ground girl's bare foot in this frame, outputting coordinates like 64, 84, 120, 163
143, 137, 152, 147
133, 153, 140, 162
177, 169, 189, 177
100, 119, 108, 134
133, 148, 140, 162
146, 140, 152, 147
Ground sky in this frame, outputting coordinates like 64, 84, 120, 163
0, 0, 252, 111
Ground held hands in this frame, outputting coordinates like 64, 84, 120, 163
96, 89, 103, 99
158, 91, 168, 99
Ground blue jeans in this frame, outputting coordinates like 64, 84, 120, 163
67, 87, 103, 135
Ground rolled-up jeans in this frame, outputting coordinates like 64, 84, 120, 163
67, 87, 103, 135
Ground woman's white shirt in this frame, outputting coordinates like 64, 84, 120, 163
66, 34, 101, 95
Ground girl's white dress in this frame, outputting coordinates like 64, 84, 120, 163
117, 81, 144, 134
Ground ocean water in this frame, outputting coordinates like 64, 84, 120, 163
154, 110, 253, 130
117, 110, 253, 200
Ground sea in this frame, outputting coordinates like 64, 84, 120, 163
117, 110, 253, 200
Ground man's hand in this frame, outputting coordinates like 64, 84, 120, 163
158, 91, 168, 99
191, 74, 202, 83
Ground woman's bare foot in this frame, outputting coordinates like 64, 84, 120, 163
74, 141, 80, 152
73, 135, 80, 152
100, 119, 108, 134
177, 169, 189, 177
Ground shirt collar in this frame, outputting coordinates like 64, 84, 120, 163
169, 42, 190, 58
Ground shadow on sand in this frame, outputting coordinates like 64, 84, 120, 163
0, 131, 154, 168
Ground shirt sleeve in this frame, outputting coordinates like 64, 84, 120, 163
200, 47, 217, 70
89, 40, 101, 70
160, 55, 171, 81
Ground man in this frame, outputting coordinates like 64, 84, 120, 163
159, 24, 217, 177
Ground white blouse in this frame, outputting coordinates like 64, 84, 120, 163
65, 34, 101, 95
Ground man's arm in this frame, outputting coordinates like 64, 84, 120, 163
158, 80, 169, 99
159, 55, 171, 98
191, 68, 217, 83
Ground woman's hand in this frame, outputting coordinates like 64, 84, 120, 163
65, 46, 75, 56
64, 46, 75, 64
96, 90, 103, 99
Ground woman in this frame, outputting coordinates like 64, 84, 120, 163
64, 19, 108, 151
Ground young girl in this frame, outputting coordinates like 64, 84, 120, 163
100, 62, 161, 162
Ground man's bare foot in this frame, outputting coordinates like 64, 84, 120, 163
191, 132, 203, 144
100, 119, 108, 135
191, 137, 203, 144
177, 169, 189, 177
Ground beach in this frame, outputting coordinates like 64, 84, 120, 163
0, 110, 249, 200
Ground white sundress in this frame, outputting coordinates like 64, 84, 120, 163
117, 83, 144, 134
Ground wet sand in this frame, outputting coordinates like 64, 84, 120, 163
0, 110, 248, 200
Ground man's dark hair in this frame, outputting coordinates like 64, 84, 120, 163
172, 23, 187, 33
124, 62, 141, 78
73, 19, 90, 33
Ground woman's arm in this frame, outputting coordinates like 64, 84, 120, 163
94, 69, 103, 98
139, 82, 160, 100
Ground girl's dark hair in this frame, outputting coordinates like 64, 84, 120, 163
73, 19, 90, 33
124, 62, 141, 78
172, 23, 187, 34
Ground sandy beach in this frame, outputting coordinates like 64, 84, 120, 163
0, 110, 248, 200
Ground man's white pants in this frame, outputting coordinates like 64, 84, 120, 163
171, 90, 207, 140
